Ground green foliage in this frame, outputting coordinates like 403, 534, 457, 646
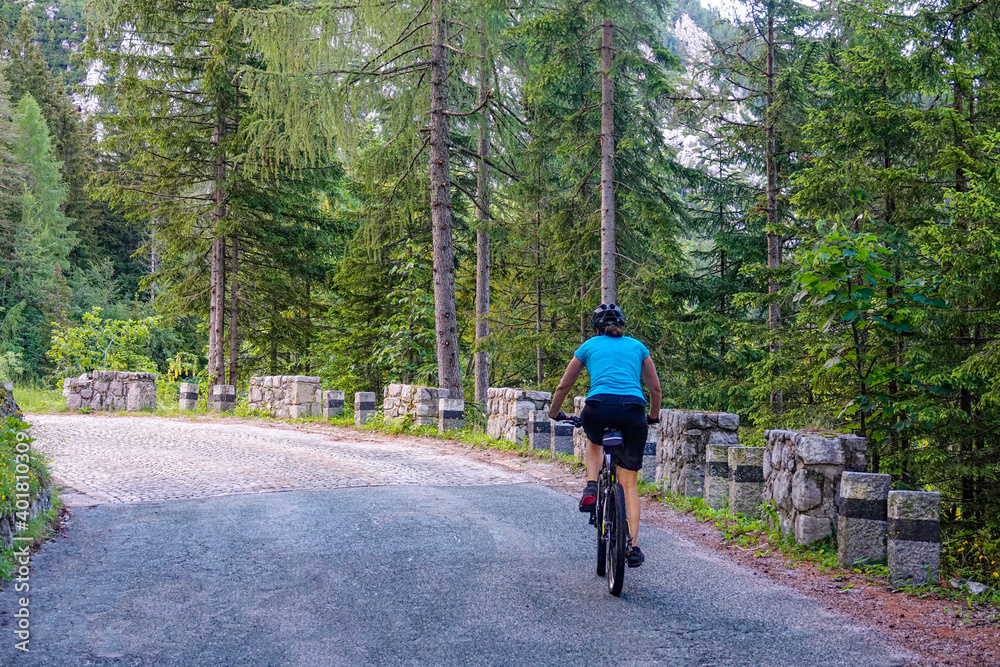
0, 417, 49, 516
47, 307, 159, 377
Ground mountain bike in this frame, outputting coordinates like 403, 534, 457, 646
558, 415, 628, 596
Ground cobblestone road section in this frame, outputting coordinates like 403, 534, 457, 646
28, 414, 529, 504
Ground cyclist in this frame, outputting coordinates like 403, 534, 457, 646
549, 303, 661, 568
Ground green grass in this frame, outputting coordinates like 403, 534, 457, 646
11, 384, 66, 414
651, 490, 839, 568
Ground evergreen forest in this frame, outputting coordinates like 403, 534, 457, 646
3, 0, 1000, 546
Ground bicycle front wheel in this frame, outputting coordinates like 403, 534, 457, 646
596, 477, 607, 577
606, 482, 627, 596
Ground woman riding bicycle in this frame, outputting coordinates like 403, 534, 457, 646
549, 303, 661, 568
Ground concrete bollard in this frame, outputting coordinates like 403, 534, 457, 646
528, 410, 551, 451
704, 444, 731, 510
552, 419, 574, 456
838, 472, 892, 567
640, 429, 657, 483
728, 447, 765, 516
354, 392, 376, 425
208, 384, 235, 413
179, 382, 199, 411
887, 491, 941, 586
323, 390, 345, 419
439, 398, 465, 432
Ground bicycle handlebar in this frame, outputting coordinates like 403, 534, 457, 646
554, 412, 582, 428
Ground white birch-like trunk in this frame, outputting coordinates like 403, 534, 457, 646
600, 19, 617, 305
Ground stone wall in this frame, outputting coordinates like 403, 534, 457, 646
0, 481, 52, 552
63, 371, 157, 411
486, 388, 551, 444
655, 409, 739, 497
384, 384, 447, 427
763, 429, 868, 545
0, 382, 21, 419
248, 375, 321, 418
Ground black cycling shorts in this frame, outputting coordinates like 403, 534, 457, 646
580, 395, 648, 472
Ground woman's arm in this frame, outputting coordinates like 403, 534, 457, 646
642, 356, 661, 420
549, 356, 585, 419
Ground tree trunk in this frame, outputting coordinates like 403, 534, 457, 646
536, 197, 543, 386
474, 24, 490, 404
580, 283, 587, 342
765, 2, 781, 405
209, 235, 225, 385
429, 0, 462, 399
208, 115, 227, 386
228, 234, 239, 386
599, 18, 616, 305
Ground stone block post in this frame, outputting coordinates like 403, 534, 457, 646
439, 398, 465, 432
354, 392, 376, 425
528, 410, 551, 451
728, 447, 764, 516
552, 419, 574, 456
572, 396, 587, 460
838, 472, 892, 567
887, 491, 940, 586
656, 410, 739, 498
323, 390, 345, 419
640, 430, 657, 483
414, 387, 442, 427
705, 444, 731, 510
179, 383, 199, 411
208, 384, 235, 413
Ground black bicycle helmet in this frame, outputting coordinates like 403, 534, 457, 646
591, 303, 625, 333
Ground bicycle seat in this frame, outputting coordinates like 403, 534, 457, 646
602, 430, 623, 447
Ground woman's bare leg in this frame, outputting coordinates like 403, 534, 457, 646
616, 467, 640, 545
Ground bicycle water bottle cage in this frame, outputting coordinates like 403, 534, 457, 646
602, 430, 623, 447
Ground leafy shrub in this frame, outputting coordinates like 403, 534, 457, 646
942, 526, 1000, 585
47, 307, 159, 377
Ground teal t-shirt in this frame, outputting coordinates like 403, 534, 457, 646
574, 335, 650, 400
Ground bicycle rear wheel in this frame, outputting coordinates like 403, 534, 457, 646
606, 482, 627, 596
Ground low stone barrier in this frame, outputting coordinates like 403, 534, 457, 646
888, 491, 940, 586
763, 429, 868, 544
179, 382, 199, 410
384, 384, 447, 427
0, 382, 21, 419
838, 472, 891, 567
248, 375, 321, 418
552, 419, 574, 456
323, 390, 345, 419
728, 446, 765, 516
641, 430, 657, 483
655, 409, 739, 498
439, 398, 465, 431
62, 371, 157, 411
486, 387, 551, 444
208, 384, 235, 413
528, 410, 550, 451
573, 396, 587, 459
704, 443, 731, 510
355, 392, 376, 425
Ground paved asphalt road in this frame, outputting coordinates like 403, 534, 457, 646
0, 485, 909, 666
0, 416, 910, 665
